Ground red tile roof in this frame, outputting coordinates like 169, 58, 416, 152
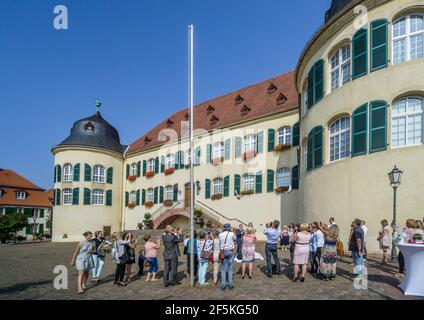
0, 169, 43, 190
127, 71, 298, 155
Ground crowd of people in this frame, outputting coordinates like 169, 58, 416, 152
70, 217, 424, 294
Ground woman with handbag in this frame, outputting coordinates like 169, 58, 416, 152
71, 231, 95, 294
123, 233, 137, 284
143, 235, 160, 282
197, 230, 213, 286
112, 233, 131, 286
241, 227, 256, 279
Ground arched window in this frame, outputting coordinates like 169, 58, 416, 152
278, 127, 291, 146
130, 191, 137, 204
165, 185, 173, 200
63, 188, 72, 205
329, 117, 351, 162
243, 173, 255, 191
147, 159, 155, 172
130, 163, 137, 176
93, 165, 105, 183
244, 134, 256, 152
392, 97, 424, 148
166, 154, 175, 169
393, 14, 424, 64
213, 178, 223, 195
147, 188, 154, 202
213, 142, 224, 159
330, 45, 351, 91
276, 168, 291, 188
92, 189, 104, 205
63, 164, 73, 182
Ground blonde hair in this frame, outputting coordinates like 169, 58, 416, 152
406, 219, 419, 229
300, 223, 309, 232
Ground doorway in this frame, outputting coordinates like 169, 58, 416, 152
103, 226, 111, 237
184, 183, 195, 208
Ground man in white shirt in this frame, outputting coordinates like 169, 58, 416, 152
219, 224, 236, 291
361, 220, 368, 261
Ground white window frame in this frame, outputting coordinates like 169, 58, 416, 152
213, 178, 223, 195
63, 188, 72, 205
16, 191, 26, 200
243, 173, 255, 191
393, 14, 424, 65
165, 185, 173, 200
244, 135, 256, 153
63, 164, 73, 182
166, 154, 175, 169
186, 149, 191, 165
329, 116, 351, 163
130, 191, 137, 204
92, 189, 105, 205
330, 45, 351, 92
391, 97, 424, 148
147, 159, 155, 172
276, 168, 291, 188
32, 208, 40, 219
92, 165, 105, 183
130, 163, 137, 176
278, 127, 291, 146
147, 188, 154, 202
213, 142, 224, 159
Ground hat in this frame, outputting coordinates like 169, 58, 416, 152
223, 223, 231, 230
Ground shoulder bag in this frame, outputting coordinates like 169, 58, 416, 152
219, 232, 230, 261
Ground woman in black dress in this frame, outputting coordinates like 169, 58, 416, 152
124, 232, 137, 284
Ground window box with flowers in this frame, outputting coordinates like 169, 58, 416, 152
144, 201, 154, 208
211, 193, 223, 201
275, 187, 289, 194
165, 167, 175, 175
164, 199, 173, 207
128, 203, 136, 209
212, 157, 224, 165
240, 189, 254, 196
273, 144, 292, 152
243, 151, 256, 161
128, 175, 137, 182
145, 171, 155, 178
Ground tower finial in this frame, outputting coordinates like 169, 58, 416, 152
96, 99, 101, 113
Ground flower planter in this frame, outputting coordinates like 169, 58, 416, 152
194, 218, 204, 228
144, 201, 154, 208
143, 221, 154, 229
128, 203, 136, 209
274, 144, 292, 152
275, 187, 289, 194
165, 168, 175, 175
128, 175, 137, 182
212, 157, 224, 165
211, 193, 223, 201
240, 189, 254, 196
185, 164, 191, 169
145, 171, 155, 178
163, 199, 173, 207
243, 151, 256, 161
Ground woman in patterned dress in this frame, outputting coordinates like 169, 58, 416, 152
319, 223, 339, 281
71, 231, 95, 294
241, 227, 256, 279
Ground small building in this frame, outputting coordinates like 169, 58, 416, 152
0, 169, 53, 237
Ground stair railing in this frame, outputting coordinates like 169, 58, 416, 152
195, 200, 248, 227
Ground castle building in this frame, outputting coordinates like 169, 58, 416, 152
52, 0, 424, 251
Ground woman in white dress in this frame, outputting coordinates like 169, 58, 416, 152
71, 231, 95, 294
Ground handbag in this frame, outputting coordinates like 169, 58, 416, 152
336, 239, 344, 257
200, 240, 211, 260
219, 232, 230, 261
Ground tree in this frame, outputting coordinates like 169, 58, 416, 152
0, 213, 28, 243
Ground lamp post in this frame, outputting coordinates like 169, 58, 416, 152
388, 165, 403, 262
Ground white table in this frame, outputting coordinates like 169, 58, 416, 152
397, 243, 424, 297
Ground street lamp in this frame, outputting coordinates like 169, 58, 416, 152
388, 165, 403, 261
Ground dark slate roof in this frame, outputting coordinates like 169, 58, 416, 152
325, 0, 353, 23
53, 112, 127, 154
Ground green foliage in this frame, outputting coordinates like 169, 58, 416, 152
194, 208, 203, 221
144, 212, 152, 221
0, 213, 28, 243
46, 217, 52, 230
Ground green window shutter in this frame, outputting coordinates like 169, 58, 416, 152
267, 129, 275, 152
257, 131, 264, 154
125, 191, 129, 207
224, 139, 231, 160
40, 209, 45, 218
137, 161, 141, 177
126, 164, 130, 179
180, 151, 185, 169
352, 28, 368, 79
267, 169, 275, 193
307, 131, 313, 172
235, 137, 242, 158
159, 186, 164, 203
370, 100, 387, 153
234, 174, 241, 196
142, 160, 147, 176
352, 103, 368, 157
307, 68, 314, 109
106, 190, 112, 206
371, 19, 388, 72
154, 157, 159, 174
39, 224, 44, 235
314, 60, 324, 104
195, 146, 201, 166
73, 164, 80, 182
57, 165, 62, 183
173, 185, 178, 202
141, 189, 146, 205
255, 171, 262, 194
292, 166, 299, 190
313, 126, 323, 168
56, 189, 61, 206
292, 122, 300, 147
160, 156, 165, 172
54, 165, 57, 183
154, 187, 158, 204
84, 164, 91, 182
206, 144, 212, 163
224, 176, 230, 197
106, 167, 113, 184
72, 188, 79, 205
205, 179, 211, 199
136, 189, 140, 206
83, 188, 91, 205
24, 208, 32, 217
26, 224, 31, 234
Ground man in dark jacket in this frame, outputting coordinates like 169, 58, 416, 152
162, 225, 184, 287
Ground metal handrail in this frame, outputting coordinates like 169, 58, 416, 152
195, 200, 248, 227
152, 201, 182, 218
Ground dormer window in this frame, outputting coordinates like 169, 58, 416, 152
144, 136, 152, 145
0, 189, 4, 198
166, 118, 174, 127
184, 112, 190, 121
276, 93, 288, 105
268, 83, 278, 94
241, 105, 251, 116
16, 191, 27, 200
235, 95, 244, 105
206, 105, 215, 115
84, 122, 94, 134
210, 115, 219, 125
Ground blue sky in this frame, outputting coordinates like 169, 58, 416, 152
0, 0, 330, 188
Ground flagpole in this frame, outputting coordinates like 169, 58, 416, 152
188, 24, 195, 288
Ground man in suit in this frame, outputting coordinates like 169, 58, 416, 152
162, 225, 184, 287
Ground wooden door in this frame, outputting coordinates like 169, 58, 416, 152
185, 183, 194, 208
103, 226, 111, 237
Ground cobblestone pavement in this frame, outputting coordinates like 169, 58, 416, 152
0, 242, 421, 300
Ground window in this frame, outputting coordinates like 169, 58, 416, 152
307, 126, 324, 171
92, 165, 105, 183
213, 178, 223, 195
330, 45, 351, 91
186, 149, 191, 165
278, 127, 291, 146
213, 142, 224, 159
147, 188, 154, 202
0, 189, 3, 198
329, 117, 351, 162
307, 60, 324, 109
392, 97, 423, 148
130, 191, 137, 204
276, 168, 291, 188
63, 164, 73, 182
147, 159, 155, 172
166, 154, 175, 169
303, 144, 308, 172
130, 163, 137, 176
243, 174, 255, 191
302, 83, 308, 117
165, 186, 173, 200
92, 189, 104, 205
63, 188, 72, 205
16, 191, 26, 200
393, 14, 424, 64
244, 135, 256, 152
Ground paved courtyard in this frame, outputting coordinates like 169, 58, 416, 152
0, 241, 421, 300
